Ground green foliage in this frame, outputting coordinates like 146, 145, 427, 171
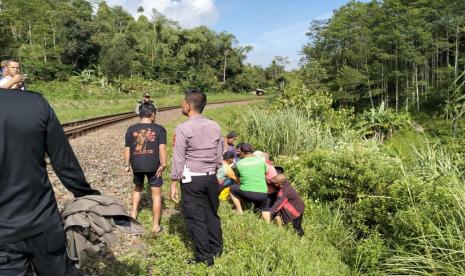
272, 60, 332, 116
304, 0, 465, 111
0, 0, 274, 92
357, 102, 411, 141
273, 78, 333, 117
99, 205, 350, 275
28, 79, 257, 122
276, 129, 465, 273
278, 144, 401, 235
383, 180, 465, 275
238, 107, 357, 158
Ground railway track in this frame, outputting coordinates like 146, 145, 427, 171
62, 98, 262, 138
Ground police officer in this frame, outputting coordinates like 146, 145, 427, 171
135, 92, 156, 115
170, 88, 223, 266
0, 88, 100, 275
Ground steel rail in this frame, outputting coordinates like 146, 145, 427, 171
63, 98, 262, 138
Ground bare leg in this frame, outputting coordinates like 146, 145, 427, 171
150, 186, 162, 233
230, 193, 243, 214
131, 185, 143, 219
261, 211, 271, 223
275, 214, 283, 226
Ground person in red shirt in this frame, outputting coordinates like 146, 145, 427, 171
269, 174, 305, 237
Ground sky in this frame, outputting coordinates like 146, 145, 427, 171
104, 0, 357, 70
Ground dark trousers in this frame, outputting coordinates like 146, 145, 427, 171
292, 215, 304, 237
0, 223, 80, 276
230, 184, 269, 211
181, 175, 223, 261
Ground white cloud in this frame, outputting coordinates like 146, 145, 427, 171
141, 0, 219, 28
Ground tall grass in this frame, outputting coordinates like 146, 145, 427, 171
239, 107, 357, 157
383, 188, 465, 275
411, 139, 462, 179
382, 141, 465, 275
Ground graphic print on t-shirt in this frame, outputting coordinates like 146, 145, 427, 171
125, 123, 167, 172
133, 128, 157, 154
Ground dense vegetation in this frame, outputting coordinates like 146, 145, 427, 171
0, 0, 286, 93
235, 46, 465, 272
304, 0, 465, 116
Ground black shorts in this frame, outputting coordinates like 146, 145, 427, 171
230, 184, 269, 211
133, 172, 163, 188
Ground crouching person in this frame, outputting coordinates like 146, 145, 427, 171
217, 151, 239, 202
230, 144, 271, 222
269, 174, 305, 237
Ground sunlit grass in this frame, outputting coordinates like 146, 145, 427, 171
46, 93, 259, 123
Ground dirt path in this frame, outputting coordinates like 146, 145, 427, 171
48, 100, 256, 275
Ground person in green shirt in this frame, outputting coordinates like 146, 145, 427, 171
230, 143, 271, 222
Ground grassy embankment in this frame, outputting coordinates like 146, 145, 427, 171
29, 80, 260, 123
92, 103, 351, 275
234, 101, 465, 274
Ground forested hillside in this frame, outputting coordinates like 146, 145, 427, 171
0, 0, 287, 93
304, 0, 465, 114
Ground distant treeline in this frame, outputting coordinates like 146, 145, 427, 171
304, 0, 465, 112
0, 0, 287, 92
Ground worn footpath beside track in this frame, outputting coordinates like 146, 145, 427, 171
49, 99, 262, 275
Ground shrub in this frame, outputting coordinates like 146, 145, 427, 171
357, 102, 411, 141
271, 77, 332, 118
278, 144, 402, 237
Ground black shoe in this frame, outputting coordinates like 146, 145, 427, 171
186, 258, 214, 267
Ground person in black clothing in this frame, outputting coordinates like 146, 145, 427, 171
135, 92, 156, 115
269, 174, 305, 237
124, 102, 167, 235
0, 89, 101, 275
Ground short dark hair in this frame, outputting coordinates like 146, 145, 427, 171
274, 166, 285, 174
185, 88, 207, 113
139, 102, 156, 118
223, 151, 235, 160
240, 143, 253, 153
236, 143, 244, 149
226, 131, 238, 139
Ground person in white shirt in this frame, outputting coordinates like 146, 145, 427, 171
0, 60, 27, 90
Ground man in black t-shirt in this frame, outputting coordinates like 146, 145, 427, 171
124, 102, 167, 234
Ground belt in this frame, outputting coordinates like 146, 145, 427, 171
190, 171, 216, 176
